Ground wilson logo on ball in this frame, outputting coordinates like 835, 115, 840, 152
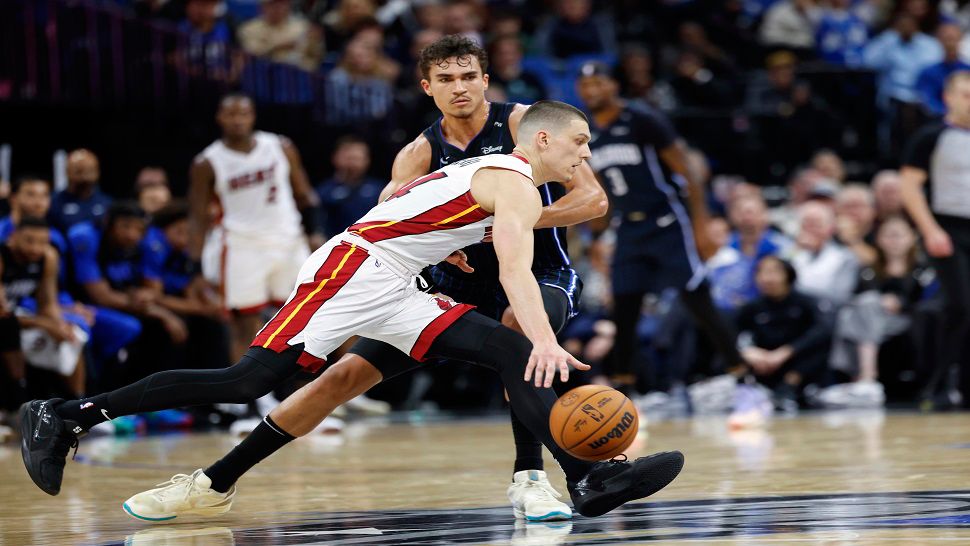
586, 412, 636, 450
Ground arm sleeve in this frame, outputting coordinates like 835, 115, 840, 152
900, 124, 941, 171
68, 224, 103, 285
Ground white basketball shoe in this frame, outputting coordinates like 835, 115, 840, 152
123, 469, 235, 522
507, 470, 573, 521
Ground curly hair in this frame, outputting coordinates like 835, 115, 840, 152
418, 34, 488, 80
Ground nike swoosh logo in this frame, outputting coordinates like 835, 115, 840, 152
101, 409, 111, 420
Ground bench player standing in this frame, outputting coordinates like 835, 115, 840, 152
190, 93, 323, 361
326, 35, 608, 521
576, 62, 746, 393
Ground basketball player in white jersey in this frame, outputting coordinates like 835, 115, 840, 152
190, 93, 323, 361
24, 102, 684, 519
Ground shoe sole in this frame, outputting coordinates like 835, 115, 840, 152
513, 508, 573, 521
577, 451, 685, 517
19, 401, 60, 496
122, 502, 232, 523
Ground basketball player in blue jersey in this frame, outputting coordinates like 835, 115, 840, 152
310, 35, 608, 521
576, 62, 746, 394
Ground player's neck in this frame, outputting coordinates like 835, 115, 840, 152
591, 101, 622, 128
512, 148, 549, 184
222, 135, 257, 153
440, 101, 490, 148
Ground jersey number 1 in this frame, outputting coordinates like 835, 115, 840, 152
604, 167, 629, 196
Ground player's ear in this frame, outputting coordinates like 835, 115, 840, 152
482, 73, 489, 90
420, 79, 433, 96
536, 130, 550, 149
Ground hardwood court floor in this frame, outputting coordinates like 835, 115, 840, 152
1, 411, 970, 545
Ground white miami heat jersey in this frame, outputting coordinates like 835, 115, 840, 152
202, 131, 302, 243
345, 153, 533, 274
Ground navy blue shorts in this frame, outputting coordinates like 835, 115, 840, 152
611, 220, 704, 296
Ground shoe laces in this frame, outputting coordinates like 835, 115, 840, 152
52, 433, 79, 462
521, 477, 563, 500
152, 470, 207, 503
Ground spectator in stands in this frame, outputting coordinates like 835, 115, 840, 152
708, 194, 793, 310
790, 200, 860, 308
394, 28, 445, 135
810, 148, 847, 183
487, 8, 530, 51
916, 23, 970, 116
315, 0, 377, 54
871, 169, 904, 221
322, 36, 394, 126
736, 255, 831, 409
670, 50, 737, 109
534, 0, 617, 59
864, 13, 942, 154
349, 21, 402, 82
49, 150, 113, 234
315, 136, 384, 236
815, 0, 868, 66
444, 1, 484, 46
135, 167, 171, 217
836, 184, 878, 265
758, 0, 820, 55
746, 51, 801, 113
413, 0, 446, 33
177, 0, 242, 81
769, 167, 828, 236
617, 45, 677, 112
822, 215, 929, 407
899, 0, 941, 35
678, 21, 738, 79
1, 217, 87, 397
238, 0, 323, 72
485, 34, 546, 104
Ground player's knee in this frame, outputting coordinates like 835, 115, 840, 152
316, 358, 378, 400
483, 325, 533, 371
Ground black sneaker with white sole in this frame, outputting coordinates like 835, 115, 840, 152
568, 451, 684, 517
19, 399, 82, 496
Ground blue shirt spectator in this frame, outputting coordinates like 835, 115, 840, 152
316, 136, 384, 236
68, 220, 159, 295
178, 0, 236, 77
707, 195, 792, 310
863, 16, 942, 106
916, 23, 970, 115
534, 0, 617, 59
815, 2, 868, 66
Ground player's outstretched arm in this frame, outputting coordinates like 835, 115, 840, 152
533, 161, 608, 228
659, 140, 717, 260
484, 171, 589, 387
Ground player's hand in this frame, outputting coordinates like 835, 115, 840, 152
693, 227, 719, 261
923, 226, 953, 258
445, 250, 474, 273
524, 341, 591, 388
51, 319, 77, 343
161, 314, 189, 344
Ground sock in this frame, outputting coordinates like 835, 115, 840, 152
55, 393, 111, 431
205, 415, 294, 493
510, 407, 544, 474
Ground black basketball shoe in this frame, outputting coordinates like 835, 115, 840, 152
568, 451, 684, 517
20, 399, 82, 495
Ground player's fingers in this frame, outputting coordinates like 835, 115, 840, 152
524, 356, 537, 382
559, 360, 569, 383
568, 355, 591, 371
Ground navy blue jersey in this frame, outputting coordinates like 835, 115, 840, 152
587, 103, 685, 220
422, 102, 570, 283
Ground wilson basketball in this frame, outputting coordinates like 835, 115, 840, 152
549, 385, 639, 461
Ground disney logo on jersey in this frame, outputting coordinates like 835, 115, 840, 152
481, 145, 503, 155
